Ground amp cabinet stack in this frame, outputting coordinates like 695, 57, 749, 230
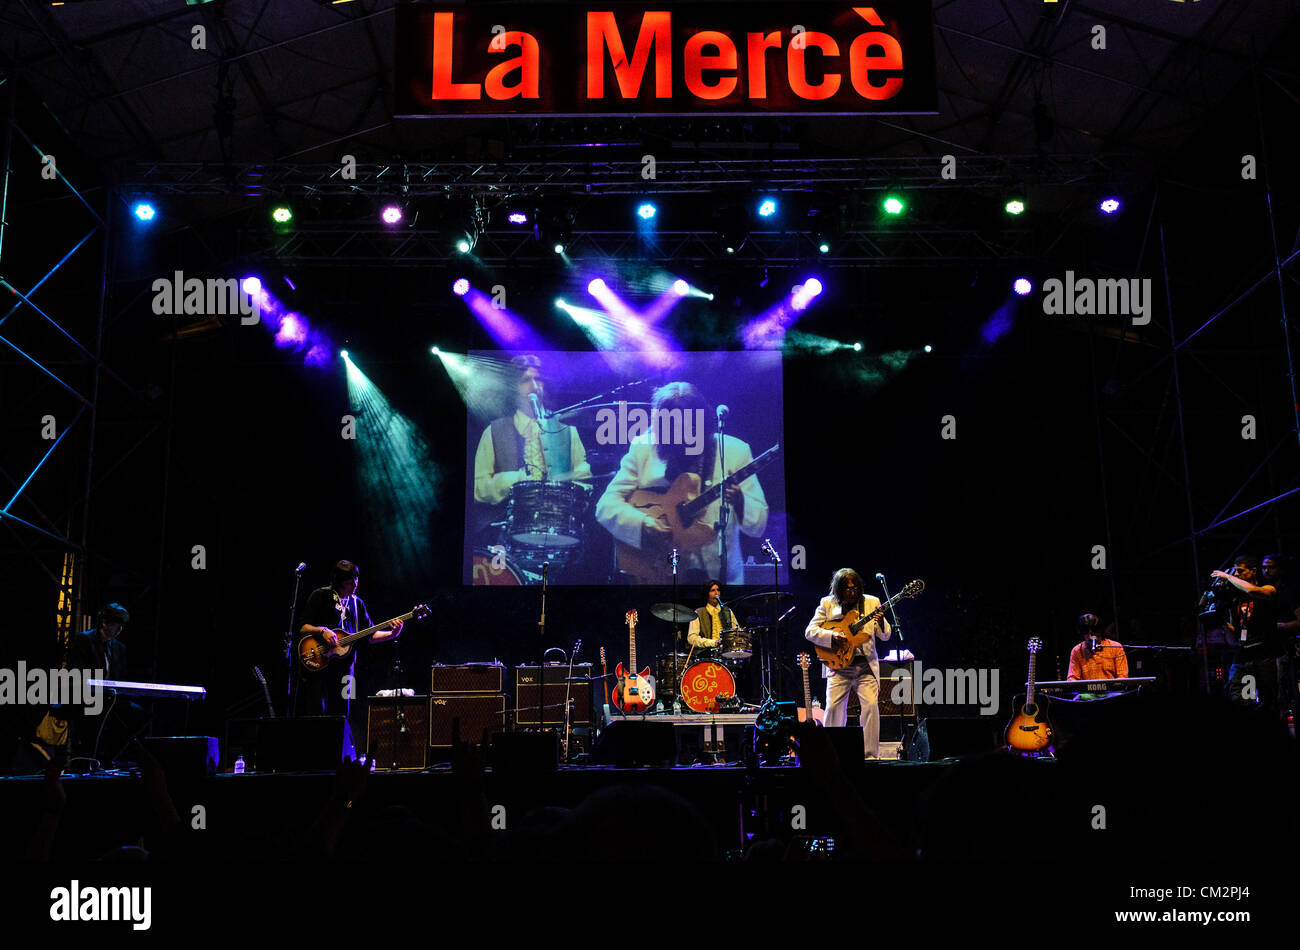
428, 662, 505, 753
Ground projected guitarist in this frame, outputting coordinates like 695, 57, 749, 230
295, 560, 403, 728
804, 569, 891, 759
595, 382, 769, 584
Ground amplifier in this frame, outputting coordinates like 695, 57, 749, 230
515, 664, 592, 726
367, 696, 429, 770
878, 676, 917, 717
431, 662, 504, 694
429, 694, 505, 749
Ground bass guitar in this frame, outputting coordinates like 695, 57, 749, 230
615, 444, 781, 583
796, 653, 824, 725
1004, 637, 1053, 752
297, 603, 430, 672
612, 609, 656, 713
812, 580, 925, 671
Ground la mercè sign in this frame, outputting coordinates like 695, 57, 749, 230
396, 3, 936, 116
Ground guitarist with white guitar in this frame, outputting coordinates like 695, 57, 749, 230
295, 560, 404, 726
595, 382, 770, 584
803, 569, 892, 760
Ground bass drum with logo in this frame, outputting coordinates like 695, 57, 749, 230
470, 547, 526, 586
679, 661, 737, 713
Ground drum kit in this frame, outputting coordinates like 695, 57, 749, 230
473, 478, 592, 584
645, 593, 793, 714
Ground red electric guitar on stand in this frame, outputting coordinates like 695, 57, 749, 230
612, 609, 656, 713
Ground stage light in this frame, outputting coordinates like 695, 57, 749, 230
1005, 199, 1025, 215
672, 279, 690, 296
452, 278, 470, 296
725, 245, 736, 254
133, 202, 156, 222
637, 203, 657, 220
1013, 278, 1033, 296
507, 212, 528, 225
1099, 197, 1121, 214
456, 239, 471, 253
853, 342, 863, 351
431, 346, 441, 355
819, 242, 830, 254
271, 206, 293, 224
804, 278, 823, 297
757, 198, 777, 218
381, 205, 403, 225
882, 195, 904, 215
554, 243, 565, 254
924, 345, 933, 353
241, 277, 262, 296
555, 298, 567, 309
340, 349, 349, 359
588, 278, 607, 295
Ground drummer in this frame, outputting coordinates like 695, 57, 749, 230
471, 355, 593, 553
687, 580, 740, 654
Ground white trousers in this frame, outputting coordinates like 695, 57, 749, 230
825, 661, 879, 757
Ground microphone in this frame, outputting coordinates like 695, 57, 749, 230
529, 392, 546, 420
1088, 635, 1098, 653
296, 562, 307, 574
875, 572, 885, 581
716, 404, 730, 423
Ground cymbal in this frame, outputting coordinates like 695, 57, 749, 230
729, 591, 795, 609
651, 602, 696, 623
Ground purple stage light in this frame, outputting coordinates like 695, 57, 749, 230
804, 278, 823, 297
588, 277, 607, 295
381, 205, 403, 225
241, 277, 262, 296
453, 278, 470, 296
1099, 198, 1121, 214
672, 279, 690, 296
276, 313, 308, 347
1013, 278, 1033, 296
507, 212, 528, 225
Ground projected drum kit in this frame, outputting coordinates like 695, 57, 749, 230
471, 478, 592, 584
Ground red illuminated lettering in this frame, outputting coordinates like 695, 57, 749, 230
787, 31, 840, 100
746, 31, 781, 99
431, 12, 481, 99
587, 11, 673, 100
684, 30, 738, 100
849, 6, 903, 100
485, 32, 540, 99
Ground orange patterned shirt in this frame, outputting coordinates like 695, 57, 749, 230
1067, 639, 1129, 681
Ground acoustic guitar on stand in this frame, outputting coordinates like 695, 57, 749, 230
612, 609, 656, 713
1004, 637, 1053, 753
297, 604, 430, 672
813, 580, 925, 671
796, 653, 824, 725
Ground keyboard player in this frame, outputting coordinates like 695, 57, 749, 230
1066, 613, 1129, 684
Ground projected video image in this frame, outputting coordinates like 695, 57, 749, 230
463, 351, 787, 586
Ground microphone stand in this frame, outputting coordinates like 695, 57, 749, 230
671, 548, 680, 713
285, 565, 306, 718
763, 540, 781, 700
716, 420, 729, 584
537, 562, 549, 739
563, 640, 581, 761
877, 573, 912, 759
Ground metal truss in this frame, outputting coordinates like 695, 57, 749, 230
260, 224, 1037, 267
123, 153, 1133, 197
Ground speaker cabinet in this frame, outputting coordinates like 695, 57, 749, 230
141, 736, 219, 779
489, 730, 558, 773
430, 663, 504, 694
255, 717, 355, 773
366, 696, 429, 770
592, 720, 676, 767
912, 717, 1002, 760
428, 694, 505, 749
515, 664, 592, 726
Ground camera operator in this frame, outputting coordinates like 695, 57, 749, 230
1211, 556, 1283, 719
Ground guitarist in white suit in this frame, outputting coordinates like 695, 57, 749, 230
804, 569, 891, 759
595, 382, 768, 584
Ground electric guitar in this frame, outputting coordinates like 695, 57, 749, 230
612, 609, 656, 713
796, 653, 824, 725
1004, 637, 1053, 752
297, 603, 430, 672
813, 580, 925, 671
615, 444, 782, 583
252, 665, 275, 718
